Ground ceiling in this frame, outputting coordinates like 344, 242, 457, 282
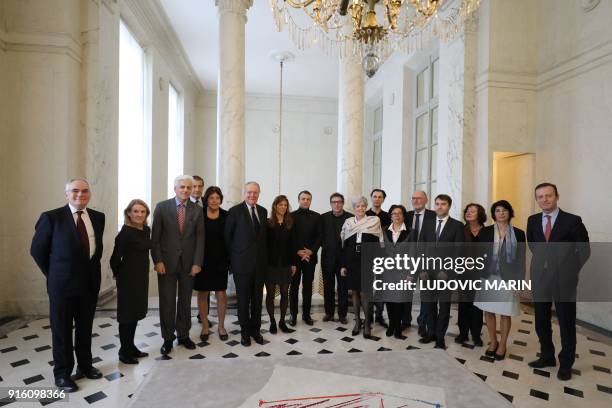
158, 0, 340, 99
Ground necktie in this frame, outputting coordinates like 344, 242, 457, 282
435, 219, 443, 242
76, 211, 90, 257
544, 214, 552, 242
251, 206, 261, 234
178, 202, 185, 234
197, 199, 203, 208
414, 213, 421, 241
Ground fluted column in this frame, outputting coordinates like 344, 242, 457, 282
337, 57, 365, 200
215, 0, 252, 206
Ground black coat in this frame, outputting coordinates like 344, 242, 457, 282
31, 205, 105, 297
367, 208, 391, 228
478, 225, 526, 281
291, 208, 321, 263
224, 202, 268, 276
266, 221, 297, 267
526, 209, 590, 300
320, 210, 353, 271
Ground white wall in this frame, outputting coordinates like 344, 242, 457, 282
196, 91, 338, 214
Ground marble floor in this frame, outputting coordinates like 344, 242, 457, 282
0, 303, 610, 407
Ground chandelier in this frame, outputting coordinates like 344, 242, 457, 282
270, 0, 480, 76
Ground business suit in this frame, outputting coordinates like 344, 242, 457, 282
406, 209, 436, 332
151, 198, 204, 341
420, 216, 464, 346
383, 227, 412, 335
527, 209, 590, 370
31, 205, 105, 380
225, 202, 268, 337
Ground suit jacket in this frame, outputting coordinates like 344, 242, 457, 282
151, 198, 205, 274
383, 227, 411, 247
291, 208, 322, 263
526, 209, 590, 299
420, 216, 465, 278
405, 209, 436, 243
31, 205, 105, 297
478, 224, 526, 281
224, 201, 267, 276
320, 210, 353, 271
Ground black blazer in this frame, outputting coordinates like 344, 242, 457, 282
224, 201, 268, 276
383, 227, 411, 247
291, 208, 322, 263
478, 225, 526, 281
320, 210, 353, 271
405, 209, 436, 243
31, 205, 105, 297
420, 216, 464, 278
526, 209, 590, 299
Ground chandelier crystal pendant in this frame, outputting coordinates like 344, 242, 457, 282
270, 0, 481, 76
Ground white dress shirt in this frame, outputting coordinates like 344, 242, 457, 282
68, 203, 95, 258
245, 202, 260, 223
435, 215, 450, 239
542, 207, 559, 234
388, 223, 406, 244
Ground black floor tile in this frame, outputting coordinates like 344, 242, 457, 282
10, 359, 30, 367
189, 354, 205, 359
502, 370, 519, 380
533, 368, 550, 378
563, 387, 584, 398
35, 345, 51, 352
286, 350, 302, 356
84, 391, 107, 404
104, 371, 124, 381
499, 392, 513, 403
529, 389, 549, 401
23, 374, 44, 385
313, 338, 326, 343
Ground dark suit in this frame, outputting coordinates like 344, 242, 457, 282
225, 202, 268, 336
31, 205, 105, 380
151, 198, 204, 341
320, 210, 353, 318
383, 227, 412, 331
406, 209, 436, 331
527, 209, 590, 369
421, 216, 464, 345
290, 208, 321, 319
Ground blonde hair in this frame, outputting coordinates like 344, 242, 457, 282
123, 199, 150, 227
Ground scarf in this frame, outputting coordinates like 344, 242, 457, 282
493, 222, 517, 265
341, 215, 383, 247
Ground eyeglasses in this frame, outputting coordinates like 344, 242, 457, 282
330, 200, 344, 204
68, 189, 90, 194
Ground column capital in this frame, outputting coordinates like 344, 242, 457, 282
215, 0, 253, 15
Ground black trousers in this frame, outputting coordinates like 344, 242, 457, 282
424, 289, 452, 343
322, 261, 348, 318
534, 301, 577, 369
457, 288, 483, 339
118, 322, 138, 355
400, 302, 412, 327
386, 302, 409, 330
49, 294, 97, 380
417, 299, 427, 330
290, 259, 316, 318
233, 272, 264, 336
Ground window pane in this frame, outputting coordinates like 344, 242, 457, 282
432, 59, 439, 99
415, 149, 428, 184
417, 68, 428, 107
431, 107, 438, 144
430, 181, 437, 204
118, 20, 149, 228
416, 113, 428, 149
430, 144, 438, 181
167, 84, 184, 198
373, 105, 383, 134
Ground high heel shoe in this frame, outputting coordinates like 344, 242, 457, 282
484, 343, 498, 357
351, 319, 361, 336
199, 331, 209, 342
218, 328, 228, 341
269, 319, 277, 334
279, 320, 293, 333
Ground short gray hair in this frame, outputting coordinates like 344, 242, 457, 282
174, 175, 194, 187
65, 178, 90, 191
351, 196, 368, 209
244, 181, 261, 193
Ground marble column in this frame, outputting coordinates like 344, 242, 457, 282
215, 0, 252, 206
337, 57, 365, 200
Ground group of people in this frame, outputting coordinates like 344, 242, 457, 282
30, 177, 590, 393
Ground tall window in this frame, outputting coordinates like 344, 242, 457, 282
413, 57, 439, 204
167, 83, 184, 197
118, 20, 149, 228
372, 104, 383, 188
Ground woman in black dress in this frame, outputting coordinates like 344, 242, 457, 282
110, 199, 152, 364
194, 186, 230, 342
340, 196, 383, 338
265, 195, 297, 334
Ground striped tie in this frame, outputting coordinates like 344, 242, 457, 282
178, 202, 185, 234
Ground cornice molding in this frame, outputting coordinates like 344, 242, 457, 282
0, 28, 81, 63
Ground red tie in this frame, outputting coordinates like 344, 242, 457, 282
178, 202, 185, 234
544, 215, 552, 242
76, 211, 90, 256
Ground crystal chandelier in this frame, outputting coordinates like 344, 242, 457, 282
270, 0, 480, 76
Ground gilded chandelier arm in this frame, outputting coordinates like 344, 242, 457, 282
285, 0, 318, 8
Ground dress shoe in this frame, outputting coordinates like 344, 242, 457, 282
118, 352, 139, 365
434, 342, 447, 350
363, 325, 372, 339
385, 326, 394, 337
494, 352, 506, 361
472, 337, 483, 347
339, 316, 348, 324
454, 334, 468, 344
418, 325, 426, 337
199, 331, 209, 342
557, 368, 572, 381
177, 337, 196, 350
351, 319, 361, 336
419, 335, 435, 344
131, 347, 149, 358
303, 316, 314, 326
269, 319, 278, 334
528, 357, 556, 369
218, 329, 229, 341
375, 316, 388, 328
322, 314, 333, 322
251, 332, 264, 345
241, 335, 251, 347
55, 377, 78, 393
279, 320, 293, 333
289, 316, 297, 326
74, 366, 103, 380
394, 330, 407, 340
484, 344, 498, 357
160, 339, 173, 355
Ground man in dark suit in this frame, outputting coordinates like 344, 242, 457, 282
320, 192, 353, 324
152, 175, 205, 355
31, 178, 105, 392
526, 182, 590, 381
406, 190, 437, 336
418, 194, 464, 349
289, 190, 321, 326
224, 181, 268, 346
